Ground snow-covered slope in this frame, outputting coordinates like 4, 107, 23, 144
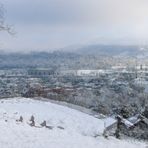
0, 98, 146, 148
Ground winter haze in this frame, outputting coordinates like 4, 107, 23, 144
0, 1, 148, 147
0, 0, 148, 52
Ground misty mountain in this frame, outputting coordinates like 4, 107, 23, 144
0, 51, 80, 69
0, 45, 148, 69
74, 44, 148, 58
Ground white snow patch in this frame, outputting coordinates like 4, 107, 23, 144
0, 98, 146, 148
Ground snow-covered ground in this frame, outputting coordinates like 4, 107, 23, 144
0, 97, 147, 148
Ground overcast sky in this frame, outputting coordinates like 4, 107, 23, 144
0, 0, 148, 52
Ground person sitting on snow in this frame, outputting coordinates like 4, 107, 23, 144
16, 116, 23, 122
29, 115, 35, 126
40, 120, 47, 127
40, 120, 53, 129
19, 116, 23, 122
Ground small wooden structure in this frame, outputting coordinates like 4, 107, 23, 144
104, 114, 148, 140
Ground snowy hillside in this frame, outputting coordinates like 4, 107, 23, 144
0, 98, 146, 148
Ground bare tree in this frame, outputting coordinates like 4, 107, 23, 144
0, 3, 14, 34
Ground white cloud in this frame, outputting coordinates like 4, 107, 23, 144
1, 0, 148, 51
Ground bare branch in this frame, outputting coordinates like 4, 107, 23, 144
0, 3, 15, 35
